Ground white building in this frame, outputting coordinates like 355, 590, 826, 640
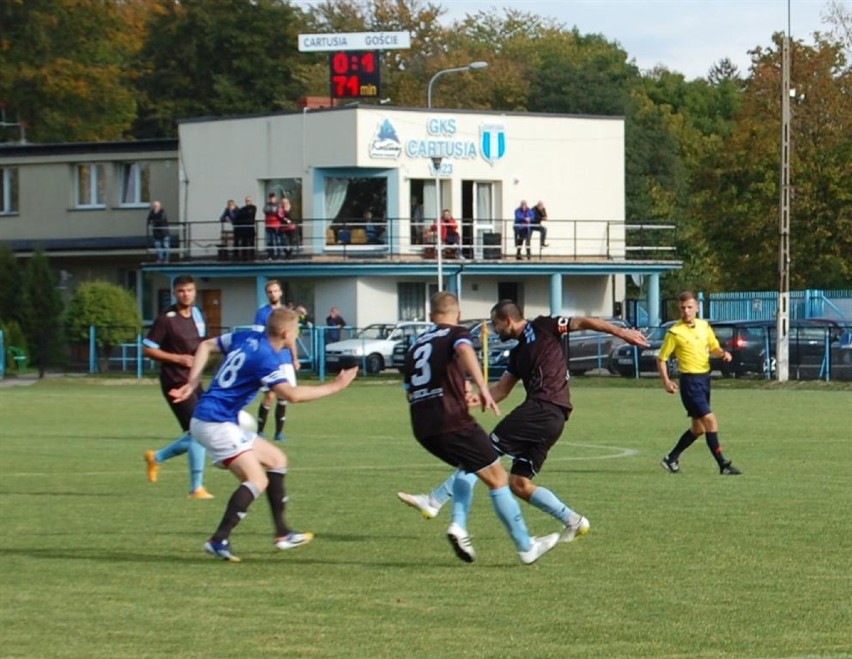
172, 105, 677, 330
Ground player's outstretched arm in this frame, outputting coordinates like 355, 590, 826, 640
272, 366, 357, 403
570, 316, 650, 348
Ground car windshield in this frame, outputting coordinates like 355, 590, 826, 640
356, 324, 393, 340
643, 323, 674, 342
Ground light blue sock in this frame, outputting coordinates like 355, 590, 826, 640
529, 486, 575, 525
187, 438, 206, 492
450, 471, 478, 529
430, 470, 461, 506
155, 433, 191, 463
490, 486, 531, 552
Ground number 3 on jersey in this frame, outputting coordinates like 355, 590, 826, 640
410, 343, 432, 387
216, 350, 246, 388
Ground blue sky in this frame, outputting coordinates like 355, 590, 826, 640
295, 0, 835, 79
438, 0, 833, 78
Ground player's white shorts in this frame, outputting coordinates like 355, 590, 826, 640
190, 418, 255, 466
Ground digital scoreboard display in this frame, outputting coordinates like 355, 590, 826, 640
329, 50, 381, 99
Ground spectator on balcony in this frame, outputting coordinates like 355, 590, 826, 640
531, 200, 549, 248
279, 196, 299, 258
364, 211, 385, 244
263, 193, 283, 260
430, 209, 462, 259
219, 199, 239, 226
234, 196, 257, 261
514, 200, 533, 261
147, 200, 170, 263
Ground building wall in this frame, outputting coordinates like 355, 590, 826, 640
0, 147, 177, 243
178, 107, 625, 258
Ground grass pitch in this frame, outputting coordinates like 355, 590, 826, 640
0, 376, 850, 658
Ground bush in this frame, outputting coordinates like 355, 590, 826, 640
65, 281, 142, 351
1, 319, 28, 370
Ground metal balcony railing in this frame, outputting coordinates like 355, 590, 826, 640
144, 217, 678, 263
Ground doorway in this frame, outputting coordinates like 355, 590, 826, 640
462, 180, 496, 259
199, 289, 222, 334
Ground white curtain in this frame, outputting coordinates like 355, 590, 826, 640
422, 180, 439, 226
324, 177, 348, 220
475, 182, 492, 223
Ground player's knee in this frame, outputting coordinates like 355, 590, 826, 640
508, 475, 533, 500
251, 473, 269, 492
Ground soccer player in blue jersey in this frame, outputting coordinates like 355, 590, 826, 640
399, 300, 650, 545
403, 292, 560, 565
170, 307, 357, 562
142, 275, 213, 499
252, 279, 296, 442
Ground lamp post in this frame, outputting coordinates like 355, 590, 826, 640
426, 61, 488, 292
427, 61, 489, 109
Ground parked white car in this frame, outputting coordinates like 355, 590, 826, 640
325, 321, 432, 373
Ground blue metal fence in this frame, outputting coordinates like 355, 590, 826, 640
708, 289, 852, 322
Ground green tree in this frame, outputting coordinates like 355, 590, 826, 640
690, 34, 852, 290
65, 281, 141, 371
0, 0, 146, 142
0, 244, 23, 325
133, 0, 310, 138
18, 250, 64, 377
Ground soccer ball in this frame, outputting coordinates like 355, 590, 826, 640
238, 409, 257, 434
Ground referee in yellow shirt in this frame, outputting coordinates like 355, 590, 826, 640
658, 291, 742, 475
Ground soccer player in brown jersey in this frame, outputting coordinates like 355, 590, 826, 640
142, 275, 213, 499
403, 292, 560, 564
400, 299, 649, 543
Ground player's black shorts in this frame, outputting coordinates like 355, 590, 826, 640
679, 373, 712, 419
490, 399, 568, 478
160, 382, 202, 432
416, 423, 500, 474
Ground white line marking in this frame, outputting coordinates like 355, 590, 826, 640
0, 441, 640, 478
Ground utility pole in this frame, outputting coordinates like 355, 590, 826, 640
777, 2, 792, 381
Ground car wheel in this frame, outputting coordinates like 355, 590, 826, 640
570, 368, 587, 376
366, 353, 384, 374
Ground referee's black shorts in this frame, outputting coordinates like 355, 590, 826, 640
490, 399, 569, 478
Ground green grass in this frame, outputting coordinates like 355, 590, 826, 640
1, 377, 851, 658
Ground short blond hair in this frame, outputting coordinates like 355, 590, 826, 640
430, 291, 459, 317
266, 308, 298, 335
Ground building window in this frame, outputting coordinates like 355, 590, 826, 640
119, 162, 150, 206
75, 163, 106, 208
398, 282, 428, 321
0, 167, 19, 214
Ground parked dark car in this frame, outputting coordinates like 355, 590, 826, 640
609, 321, 677, 377
711, 318, 846, 378
565, 319, 631, 375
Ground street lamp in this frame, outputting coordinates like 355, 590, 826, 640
427, 61, 489, 109
427, 61, 488, 292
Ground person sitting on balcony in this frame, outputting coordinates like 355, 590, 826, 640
531, 200, 549, 248
364, 211, 385, 245
430, 209, 462, 259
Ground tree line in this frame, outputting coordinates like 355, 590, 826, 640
1, 0, 850, 293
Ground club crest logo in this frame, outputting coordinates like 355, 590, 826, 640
480, 123, 506, 165
369, 119, 402, 159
